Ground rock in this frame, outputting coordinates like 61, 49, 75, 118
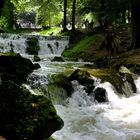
26, 37, 40, 55
119, 66, 137, 93
0, 53, 39, 85
94, 87, 108, 103
51, 56, 65, 62
119, 66, 132, 74
33, 55, 41, 62
90, 69, 124, 95
68, 69, 95, 94
33, 63, 41, 69
125, 63, 140, 74
0, 81, 63, 140
0, 28, 5, 33
50, 74, 73, 97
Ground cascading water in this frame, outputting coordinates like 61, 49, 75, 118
1, 34, 140, 140
53, 79, 140, 140
0, 33, 69, 57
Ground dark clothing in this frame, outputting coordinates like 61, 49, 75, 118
105, 26, 116, 57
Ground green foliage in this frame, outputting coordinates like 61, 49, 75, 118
0, 16, 8, 29
39, 27, 61, 35
62, 35, 96, 60
1, 0, 14, 29
26, 37, 40, 55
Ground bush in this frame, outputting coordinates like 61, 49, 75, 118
0, 16, 8, 30
26, 37, 40, 55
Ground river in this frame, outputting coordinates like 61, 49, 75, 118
1, 33, 140, 140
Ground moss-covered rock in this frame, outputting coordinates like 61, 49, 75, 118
0, 81, 63, 140
119, 66, 137, 93
51, 56, 65, 62
33, 55, 41, 62
89, 68, 137, 95
26, 37, 40, 55
89, 69, 124, 95
68, 69, 95, 94
50, 74, 73, 97
0, 52, 38, 85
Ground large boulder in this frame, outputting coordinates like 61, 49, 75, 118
0, 53, 38, 85
0, 81, 63, 140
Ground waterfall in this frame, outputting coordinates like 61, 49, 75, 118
0, 33, 69, 56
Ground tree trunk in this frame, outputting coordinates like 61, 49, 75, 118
98, 0, 105, 31
72, 0, 76, 31
100, 0, 105, 12
121, 9, 126, 23
63, 0, 67, 32
1, 0, 14, 29
131, 0, 140, 49
0, 0, 4, 16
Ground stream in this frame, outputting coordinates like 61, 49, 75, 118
1, 33, 140, 140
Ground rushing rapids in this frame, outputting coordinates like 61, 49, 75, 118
1, 34, 140, 140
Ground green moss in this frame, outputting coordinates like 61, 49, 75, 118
0, 81, 63, 140
89, 69, 124, 94
62, 34, 105, 61
62, 35, 95, 60
47, 137, 55, 140
50, 73, 73, 96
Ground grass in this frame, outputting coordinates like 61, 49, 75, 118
39, 27, 61, 35
62, 34, 103, 60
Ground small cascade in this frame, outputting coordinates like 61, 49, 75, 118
52, 76, 140, 140
0, 33, 69, 56
122, 80, 134, 97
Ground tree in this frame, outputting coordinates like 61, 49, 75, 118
0, 0, 4, 16
131, 0, 140, 49
63, 0, 68, 31
0, 0, 14, 29
71, 0, 76, 31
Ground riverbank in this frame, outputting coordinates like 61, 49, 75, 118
62, 25, 140, 73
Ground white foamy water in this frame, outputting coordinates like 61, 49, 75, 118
0, 33, 69, 55
53, 78, 140, 140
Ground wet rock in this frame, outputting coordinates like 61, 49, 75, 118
33, 63, 41, 69
119, 66, 137, 93
94, 87, 108, 103
0, 81, 63, 140
68, 69, 95, 94
51, 56, 65, 62
91, 69, 124, 95
50, 74, 73, 97
33, 55, 41, 62
0, 53, 39, 85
